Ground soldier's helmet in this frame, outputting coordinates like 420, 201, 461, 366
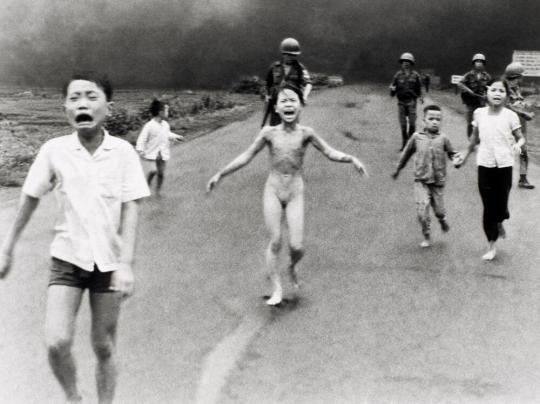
505, 62, 525, 79
472, 53, 486, 64
399, 52, 415, 64
280, 38, 301, 55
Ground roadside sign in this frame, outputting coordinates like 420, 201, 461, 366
512, 50, 540, 76
451, 75, 463, 84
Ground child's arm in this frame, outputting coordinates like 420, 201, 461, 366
392, 136, 416, 179
111, 200, 139, 298
207, 130, 268, 192
511, 127, 526, 153
0, 194, 40, 279
459, 126, 480, 166
308, 130, 367, 176
168, 132, 184, 142
444, 136, 458, 159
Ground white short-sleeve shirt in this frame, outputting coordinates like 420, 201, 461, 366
22, 131, 150, 272
473, 107, 521, 168
135, 119, 176, 161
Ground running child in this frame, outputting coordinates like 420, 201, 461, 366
207, 86, 367, 306
392, 105, 461, 248
0, 72, 150, 403
136, 99, 184, 195
459, 80, 525, 260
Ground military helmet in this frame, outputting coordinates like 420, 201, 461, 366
472, 53, 486, 64
399, 52, 415, 64
505, 62, 525, 79
280, 38, 301, 55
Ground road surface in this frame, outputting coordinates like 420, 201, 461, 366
1, 85, 539, 403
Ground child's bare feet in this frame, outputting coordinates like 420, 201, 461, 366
266, 289, 283, 306
266, 277, 283, 306
482, 244, 497, 261
420, 237, 431, 248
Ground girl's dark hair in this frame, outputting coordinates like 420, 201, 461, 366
62, 71, 113, 101
494, 78, 511, 95
150, 98, 167, 116
279, 83, 305, 105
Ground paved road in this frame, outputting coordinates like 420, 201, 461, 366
1, 85, 539, 403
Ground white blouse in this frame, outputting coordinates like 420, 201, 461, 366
472, 107, 521, 168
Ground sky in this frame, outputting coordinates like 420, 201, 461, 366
1, 0, 539, 88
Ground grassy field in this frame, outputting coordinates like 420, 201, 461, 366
0, 87, 261, 186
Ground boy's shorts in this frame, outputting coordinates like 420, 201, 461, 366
49, 257, 113, 293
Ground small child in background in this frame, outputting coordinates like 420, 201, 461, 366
392, 104, 461, 248
136, 99, 184, 195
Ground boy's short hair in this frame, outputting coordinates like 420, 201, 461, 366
423, 104, 441, 114
62, 71, 113, 101
278, 84, 305, 105
149, 98, 167, 117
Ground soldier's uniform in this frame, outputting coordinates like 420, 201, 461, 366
265, 60, 311, 125
390, 68, 422, 148
506, 81, 530, 177
459, 70, 491, 137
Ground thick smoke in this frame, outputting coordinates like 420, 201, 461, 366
1, 0, 539, 88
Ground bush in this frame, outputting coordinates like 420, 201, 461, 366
231, 76, 265, 95
105, 108, 142, 137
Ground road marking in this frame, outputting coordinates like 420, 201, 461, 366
195, 311, 267, 404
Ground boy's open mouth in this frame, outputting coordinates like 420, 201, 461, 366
75, 113, 93, 123
283, 111, 295, 116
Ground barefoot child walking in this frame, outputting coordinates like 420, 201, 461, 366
459, 80, 525, 260
207, 86, 367, 306
136, 99, 184, 196
392, 105, 461, 248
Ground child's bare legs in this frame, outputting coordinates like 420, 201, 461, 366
155, 156, 166, 195
285, 193, 304, 289
45, 286, 84, 403
263, 187, 284, 305
146, 167, 157, 187
90, 292, 122, 404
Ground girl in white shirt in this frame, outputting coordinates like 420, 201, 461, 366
460, 81, 525, 260
136, 99, 184, 195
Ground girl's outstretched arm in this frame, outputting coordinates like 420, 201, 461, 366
308, 129, 367, 176
207, 130, 268, 192
459, 125, 480, 166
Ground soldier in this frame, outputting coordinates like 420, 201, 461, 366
263, 38, 312, 126
389, 52, 423, 150
503, 62, 535, 189
422, 73, 431, 93
457, 53, 492, 138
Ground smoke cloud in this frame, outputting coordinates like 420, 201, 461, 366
1, 0, 539, 88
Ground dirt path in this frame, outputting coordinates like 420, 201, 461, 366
1, 85, 540, 404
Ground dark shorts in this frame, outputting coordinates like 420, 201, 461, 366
49, 257, 113, 293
